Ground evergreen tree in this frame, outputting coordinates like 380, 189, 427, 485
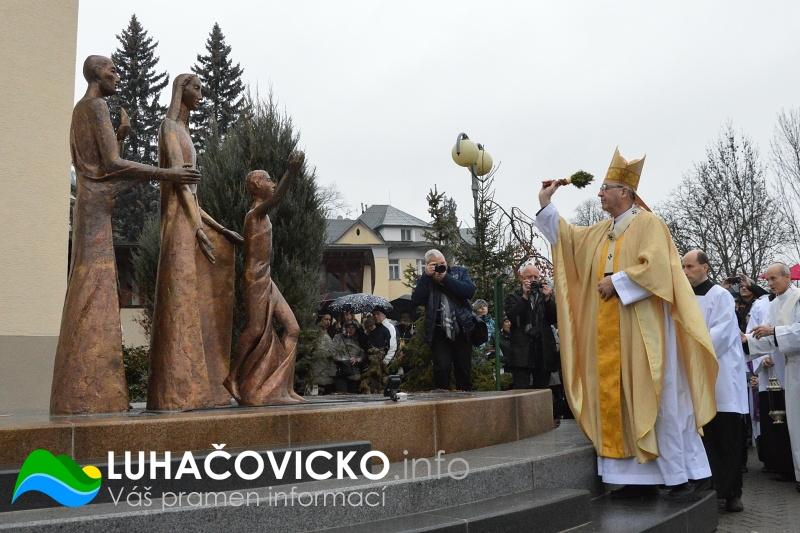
459, 176, 517, 302
422, 186, 463, 263
109, 14, 169, 243
191, 23, 245, 149
134, 94, 327, 392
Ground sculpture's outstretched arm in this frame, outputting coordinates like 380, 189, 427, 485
254, 151, 305, 217
200, 208, 244, 244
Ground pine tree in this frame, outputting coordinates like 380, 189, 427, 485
134, 94, 327, 392
191, 23, 245, 149
109, 14, 169, 243
422, 186, 463, 263
459, 176, 518, 302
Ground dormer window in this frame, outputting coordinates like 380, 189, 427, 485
401, 229, 412, 241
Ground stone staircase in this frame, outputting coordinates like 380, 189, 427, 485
0, 422, 716, 532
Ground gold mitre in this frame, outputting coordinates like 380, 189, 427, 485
604, 147, 646, 191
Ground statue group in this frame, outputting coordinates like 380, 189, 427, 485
50, 55, 304, 415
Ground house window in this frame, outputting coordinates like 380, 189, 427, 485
389, 259, 400, 280
401, 228, 412, 241
416, 259, 425, 276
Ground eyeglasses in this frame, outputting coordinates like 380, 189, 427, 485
599, 184, 628, 192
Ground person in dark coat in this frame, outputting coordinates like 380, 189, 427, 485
504, 262, 558, 389
499, 317, 512, 366
363, 314, 390, 355
411, 249, 477, 390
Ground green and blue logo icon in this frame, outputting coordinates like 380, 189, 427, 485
12, 449, 102, 507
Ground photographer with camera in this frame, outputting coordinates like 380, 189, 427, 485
504, 262, 558, 390
411, 249, 477, 390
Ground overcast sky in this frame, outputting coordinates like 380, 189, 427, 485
75, 0, 800, 225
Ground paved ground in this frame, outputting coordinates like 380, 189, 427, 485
717, 447, 799, 533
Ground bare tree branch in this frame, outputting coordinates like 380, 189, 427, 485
657, 124, 791, 280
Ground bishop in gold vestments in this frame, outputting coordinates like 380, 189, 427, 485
535, 149, 718, 486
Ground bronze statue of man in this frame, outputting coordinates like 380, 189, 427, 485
224, 153, 305, 405
50, 56, 201, 415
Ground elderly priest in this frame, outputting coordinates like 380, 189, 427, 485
535, 148, 718, 499
744, 263, 800, 492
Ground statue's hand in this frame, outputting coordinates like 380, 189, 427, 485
196, 228, 216, 264
288, 150, 305, 177
116, 108, 131, 143
222, 228, 244, 245
161, 166, 201, 185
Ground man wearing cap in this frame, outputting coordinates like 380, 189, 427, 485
534, 148, 718, 498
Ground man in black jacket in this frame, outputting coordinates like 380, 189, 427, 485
412, 249, 477, 390
504, 262, 558, 389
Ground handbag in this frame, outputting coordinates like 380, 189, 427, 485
468, 315, 488, 347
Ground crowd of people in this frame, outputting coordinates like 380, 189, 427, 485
311, 247, 572, 423
311, 309, 414, 395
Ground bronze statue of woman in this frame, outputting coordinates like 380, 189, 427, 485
224, 154, 305, 405
147, 74, 242, 411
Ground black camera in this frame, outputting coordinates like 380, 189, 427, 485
434, 264, 447, 274
725, 276, 741, 284
384, 374, 402, 401
530, 280, 543, 290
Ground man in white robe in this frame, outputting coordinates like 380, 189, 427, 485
744, 263, 800, 491
682, 250, 748, 512
748, 294, 793, 477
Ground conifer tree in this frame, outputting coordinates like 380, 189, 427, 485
191, 23, 245, 148
109, 14, 169, 242
422, 187, 463, 263
459, 176, 518, 302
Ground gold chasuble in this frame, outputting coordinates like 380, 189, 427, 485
552, 211, 718, 462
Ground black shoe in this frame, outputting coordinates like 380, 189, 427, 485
609, 484, 659, 499
725, 496, 744, 512
665, 482, 702, 502
690, 477, 713, 492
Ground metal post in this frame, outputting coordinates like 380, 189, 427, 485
494, 276, 503, 390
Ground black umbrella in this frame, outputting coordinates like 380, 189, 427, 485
329, 293, 392, 314
388, 294, 417, 320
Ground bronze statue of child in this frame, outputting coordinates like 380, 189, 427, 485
224, 152, 306, 405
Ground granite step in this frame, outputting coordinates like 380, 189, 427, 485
0, 422, 719, 533
314, 488, 592, 533
572, 491, 718, 533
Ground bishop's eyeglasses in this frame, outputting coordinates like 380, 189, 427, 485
599, 184, 627, 192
